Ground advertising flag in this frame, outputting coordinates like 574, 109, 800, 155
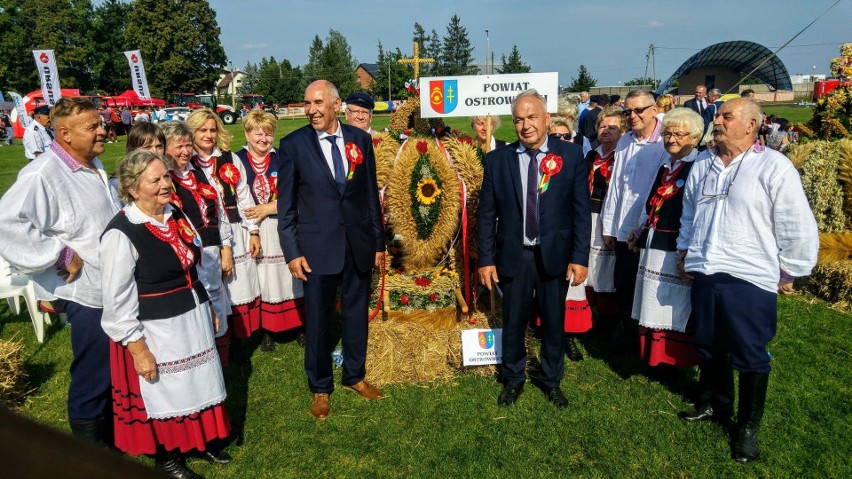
124, 50, 152, 101
32, 50, 62, 106
8, 92, 31, 128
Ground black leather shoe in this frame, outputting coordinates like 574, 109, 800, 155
201, 447, 232, 465
260, 332, 276, 352
497, 384, 523, 407
155, 451, 205, 479
544, 387, 569, 409
565, 336, 584, 362
732, 423, 760, 462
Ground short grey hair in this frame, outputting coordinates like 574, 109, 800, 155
661, 108, 704, 141
729, 98, 762, 127
160, 120, 193, 145
511, 89, 547, 115
708, 88, 722, 97
116, 150, 169, 205
625, 89, 655, 104
470, 115, 501, 130
548, 118, 572, 132
556, 95, 580, 129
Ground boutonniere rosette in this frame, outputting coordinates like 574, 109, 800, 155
198, 183, 218, 200
345, 142, 363, 181
218, 163, 240, 194
177, 218, 200, 246
539, 153, 563, 193
169, 191, 183, 209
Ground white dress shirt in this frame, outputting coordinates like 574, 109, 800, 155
22, 121, 53, 160
316, 121, 349, 179
0, 141, 120, 306
600, 121, 665, 241
677, 145, 819, 292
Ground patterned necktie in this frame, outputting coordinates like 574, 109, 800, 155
525, 149, 539, 242
325, 136, 346, 192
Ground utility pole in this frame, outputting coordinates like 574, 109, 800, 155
388, 58, 392, 101
485, 29, 490, 75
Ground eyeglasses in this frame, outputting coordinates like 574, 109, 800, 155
551, 132, 572, 141
346, 108, 371, 117
622, 105, 654, 117
662, 131, 692, 139
700, 150, 748, 200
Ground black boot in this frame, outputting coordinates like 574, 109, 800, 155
155, 449, 206, 479
680, 357, 734, 423
564, 335, 584, 362
732, 372, 769, 463
260, 331, 276, 352
69, 417, 114, 449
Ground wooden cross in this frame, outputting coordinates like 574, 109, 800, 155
397, 42, 436, 80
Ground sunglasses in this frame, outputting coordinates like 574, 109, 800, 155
622, 104, 654, 117
551, 132, 572, 141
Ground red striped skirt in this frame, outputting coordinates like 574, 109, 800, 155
638, 325, 700, 368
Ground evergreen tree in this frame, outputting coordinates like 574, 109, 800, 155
371, 41, 411, 101
568, 64, 597, 92
277, 60, 303, 104
302, 30, 359, 98
238, 62, 259, 95
124, 0, 226, 98
438, 14, 477, 76
0, 0, 96, 92
423, 29, 441, 77
498, 45, 531, 74
255, 57, 281, 104
91, 0, 132, 95
301, 35, 324, 88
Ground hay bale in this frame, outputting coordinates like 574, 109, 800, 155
805, 260, 852, 311
799, 141, 847, 232
365, 310, 500, 386
0, 338, 30, 409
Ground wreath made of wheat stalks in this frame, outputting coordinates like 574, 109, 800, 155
386, 137, 461, 272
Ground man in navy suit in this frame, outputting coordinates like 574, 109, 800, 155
278, 80, 385, 419
684, 85, 708, 115
477, 90, 591, 408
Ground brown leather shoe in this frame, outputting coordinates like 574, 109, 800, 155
310, 393, 330, 420
345, 381, 384, 401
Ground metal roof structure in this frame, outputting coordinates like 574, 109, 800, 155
656, 41, 792, 94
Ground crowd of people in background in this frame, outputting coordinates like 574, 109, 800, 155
0, 80, 819, 477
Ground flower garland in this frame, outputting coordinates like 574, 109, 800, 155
370, 267, 459, 311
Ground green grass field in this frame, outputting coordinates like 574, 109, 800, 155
2, 103, 850, 477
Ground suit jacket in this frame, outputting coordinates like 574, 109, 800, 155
683, 98, 704, 115
277, 123, 384, 275
702, 100, 723, 126
477, 137, 591, 279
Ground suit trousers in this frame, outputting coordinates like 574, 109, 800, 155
691, 272, 777, 373
64, 301, 112, 422
501, 248, 568, 388
302, 240, 372, 393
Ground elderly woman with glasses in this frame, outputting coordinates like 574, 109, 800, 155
626, 108, 703, 369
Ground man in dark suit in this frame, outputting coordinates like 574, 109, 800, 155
477, 90, 591, 408
278, 80, 385, 420
683, 85, 708, 115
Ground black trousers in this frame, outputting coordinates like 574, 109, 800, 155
614, 241, 640, 319
301, 242, 372, 393
501, 248, 568, 388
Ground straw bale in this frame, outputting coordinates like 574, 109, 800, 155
799, 141, 847, 231
365, 310, 501, 386
0, 338, 30, 409
805, 260, 852, 311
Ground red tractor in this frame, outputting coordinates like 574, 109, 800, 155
171, 92, 237, 124
240, 94, 277, 117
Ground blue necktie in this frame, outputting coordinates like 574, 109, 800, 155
525, 149, 539, 242
325, 136, 346, 193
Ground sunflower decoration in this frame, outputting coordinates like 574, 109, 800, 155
416, 178, 442, 205
386, 136, 460, 273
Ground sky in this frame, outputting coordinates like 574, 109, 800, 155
101, 0, 851, 87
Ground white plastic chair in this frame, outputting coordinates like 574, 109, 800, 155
0, 255, 48, 343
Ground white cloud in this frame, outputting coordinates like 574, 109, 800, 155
241, 43, 268, 50
648, 20, 664, 28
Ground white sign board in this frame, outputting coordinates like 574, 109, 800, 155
461, 328, 503, 366
419, 72, 558, 118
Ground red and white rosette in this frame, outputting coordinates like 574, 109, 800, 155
345, 142, 363, 181
539, 153, 563, 193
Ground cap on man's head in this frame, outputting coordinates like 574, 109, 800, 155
345, 92, 375, 111
33, 106, 50, 116
589, 95, 601, 104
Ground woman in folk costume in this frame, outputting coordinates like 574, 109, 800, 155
101, 150, 231, 478
186, 109, 261, 365
585, 107, 627, 337
161, 120, 234, 367
235, 110, 305, 352
627, 108, 702, 368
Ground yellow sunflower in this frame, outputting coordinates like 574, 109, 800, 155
416, 178, 442, 205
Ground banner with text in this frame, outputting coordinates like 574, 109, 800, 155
124, 50, 152, 101
419, 72, 558, 118
32, 50, 62, 106
9, 92, 31, 128
461, 329, 503, 366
